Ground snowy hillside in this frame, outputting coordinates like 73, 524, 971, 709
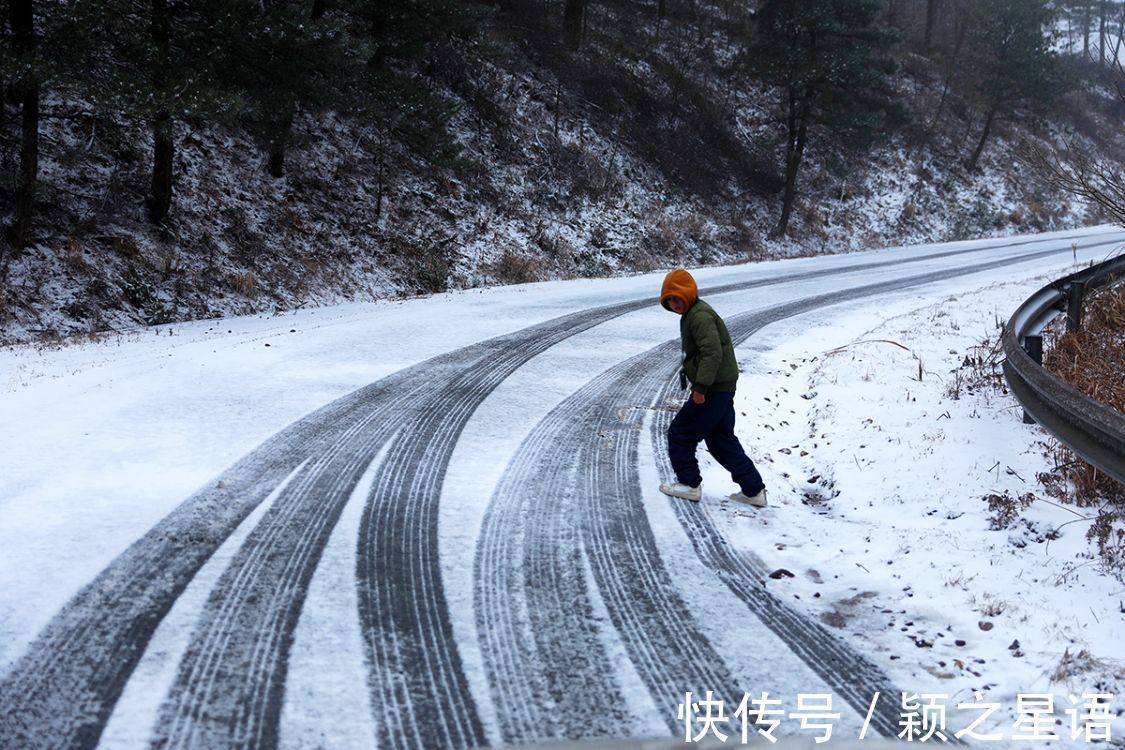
1, 1, 1122, 344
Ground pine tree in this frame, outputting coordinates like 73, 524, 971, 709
960, 0, 1067, 172
742, 0, 906, 237
57, 0, 236, 225
4, 0, 39, 252
218, 0, 484, 176
216, 0, 356, 178
336, 0, 487, 165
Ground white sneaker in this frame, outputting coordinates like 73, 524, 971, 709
659, 482, 701, 502
730, 489, 767, 507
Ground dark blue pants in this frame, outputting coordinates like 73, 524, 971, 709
668, 390, 764, 495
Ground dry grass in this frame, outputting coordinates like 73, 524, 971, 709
230, 271, 257, 297
485, 249, 542, 285
1039, 282, 1125, 573
984, 490, 1036, 530
1049, 648, 1105, 684
1044, 283, 1125, 412
945, 333, 1007, 401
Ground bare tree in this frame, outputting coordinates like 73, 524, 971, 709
1023, 60, 1125, 226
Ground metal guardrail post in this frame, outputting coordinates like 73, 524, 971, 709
1021, 334, 1043, 424
1066, 280, 1086, 333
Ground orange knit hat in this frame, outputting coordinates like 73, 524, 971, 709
660, 269, 699, 311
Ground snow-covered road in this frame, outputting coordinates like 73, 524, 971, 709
1, 226, 1123, 749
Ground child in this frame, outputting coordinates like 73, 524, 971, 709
658, 268, 767, 507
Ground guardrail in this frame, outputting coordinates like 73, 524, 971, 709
1002, 252, 1125, 484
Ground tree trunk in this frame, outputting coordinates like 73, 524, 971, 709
1084, 0, 1091, 58
968, 105, 997, 172
148, 112, 174, 224
775, 89, 808, 238
12, 86, 40, 249
925, 0, 939, 50
7, 0, 39, 251
1099, 0, 1108, 66
268, 145, 286, 178
147, 0, 173, 224
1113, 3, 1124, 72
884, 0, 900, 29
564, 0, 585, 49
266, 1, 318, 177
267, 107, 294, 178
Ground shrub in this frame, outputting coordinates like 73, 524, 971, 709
487, 249, 542, 285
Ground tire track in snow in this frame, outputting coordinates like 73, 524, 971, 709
476, 237, 1123, 741
0, 230, 1117, 750
354, 309, 648, 749
150, 306, 644, 750
475, 367, 644, 742
601, 242, 1125, 737
152, 413, 407, 749
353, 232, 1116, 749
0, 378, 408, 750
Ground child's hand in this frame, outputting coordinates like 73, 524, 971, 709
691, 390, 706, 405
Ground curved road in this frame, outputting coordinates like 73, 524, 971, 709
1, 229, 1122, 749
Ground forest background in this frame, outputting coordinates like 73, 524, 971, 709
0, 0, 1123, 343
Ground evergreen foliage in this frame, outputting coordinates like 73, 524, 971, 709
0, 0, 1116, 315
957, 0, 1070, 171
215, 0, 357, 176
741, 0, 907, 237
0, 0, 484, 229
55, 0, 233, 123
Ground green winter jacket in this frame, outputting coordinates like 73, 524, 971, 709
680, 299, 739, 394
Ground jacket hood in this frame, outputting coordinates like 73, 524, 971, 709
660, 269, 699, 311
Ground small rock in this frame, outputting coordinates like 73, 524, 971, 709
1008, 639, 1020, 650
955, 639, 966, 647
769, 568, 795, 580
801, 391, 818, 400
979, 621, 994, 631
